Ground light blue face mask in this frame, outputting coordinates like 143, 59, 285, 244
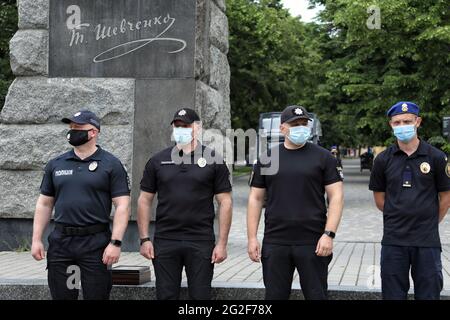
393, 125, 416, 143
173, 127, 193, 145
287, 125, 311, 145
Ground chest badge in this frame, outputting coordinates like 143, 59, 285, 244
197, 157, 207, 168
89, 161, 98, 172
420, 162, 430, 174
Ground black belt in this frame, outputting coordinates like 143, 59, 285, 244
55, 223, 109, 236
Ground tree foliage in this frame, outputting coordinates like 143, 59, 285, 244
228, 0, 312, 129
228, 0, 450, 149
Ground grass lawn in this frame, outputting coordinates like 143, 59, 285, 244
232, 166, 252, 177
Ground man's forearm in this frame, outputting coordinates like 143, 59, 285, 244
325, 196, 344, 232
32, 205, 53, 242
247, 198, 263, 240
439, 200, 450, 222
217, 199, 232, 246
137, 200, 152, 238
111, 205, 130, 241
438, 192, 450, 223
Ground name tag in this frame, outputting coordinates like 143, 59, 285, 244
161, 161, 175, 165
402, 167, 412, 188
55, 170, 73, 177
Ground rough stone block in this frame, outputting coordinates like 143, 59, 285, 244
0, 124, 133, 171
213, 0, 226, 12
18, 0, 49, 29
209, 46, 230, 92
1, 78, 135, 125
9, 30, 48, 76
210, 1, 229, 54
196, 80, 231, 129
0, 170, 42, 219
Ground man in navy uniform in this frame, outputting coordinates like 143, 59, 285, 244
31, 110, 131, 300
247, 105, 344, 300
369, 101, 450, 300
137, 107, 232, 300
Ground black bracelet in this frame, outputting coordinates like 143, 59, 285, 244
140, 237, 151, 245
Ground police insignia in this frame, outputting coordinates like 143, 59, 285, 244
178, 109, 187, 116
248, 169, 255, 186
401, 103, 408, 112
197, 157, 207, 168
337, 167, 344, 180
89, 161, 98, 172
446, 163, 450, 178
294, 108, 303, 115
123, 165, 131, 190
420, 162, 430, 174
74, 112, 81, 117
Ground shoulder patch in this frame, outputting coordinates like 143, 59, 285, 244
337, 166, 344, 180
248, 168, 255, 186
123, 164, 131, 191
446, 163, 450, 178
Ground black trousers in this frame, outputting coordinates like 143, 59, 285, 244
152, 238, 215, 300
46, 228, 112, 300
381, 245, 443, 300
261, 243, 332, 300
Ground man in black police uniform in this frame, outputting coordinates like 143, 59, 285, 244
247, 105, 344, 300
31, 110, 131, 300
137, 107, 232, 300
369, 101, 450, 300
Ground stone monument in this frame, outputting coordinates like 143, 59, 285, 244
0, 0, 230, 250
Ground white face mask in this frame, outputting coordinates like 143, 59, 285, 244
173, 127, 193, 145
287, 125, 311, 145
392, 124, 417, 143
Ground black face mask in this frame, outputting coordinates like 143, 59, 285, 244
67, 129, 92, 146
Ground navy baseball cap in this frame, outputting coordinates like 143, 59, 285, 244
170, 108, 200, 125
281, 105, 312, 124
386, 101, 420, 117
62, 110, 101, 130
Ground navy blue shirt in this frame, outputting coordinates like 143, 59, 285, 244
140, 144, 232, 241
369, 140, 450, 247
251, 143, 343, 245
40, 146, 130, 226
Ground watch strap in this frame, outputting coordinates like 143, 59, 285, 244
140, 237, 151, 245
110, 239, 122, 247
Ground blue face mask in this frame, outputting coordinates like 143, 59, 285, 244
173, 127, 193, 145
393, 125, 416, 143
287, 125, 311, 145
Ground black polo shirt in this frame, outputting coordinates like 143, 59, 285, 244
251, 143, 343, 245
369, 140, 450, 248
40, 146, 130, 226
140, 144, 232, 241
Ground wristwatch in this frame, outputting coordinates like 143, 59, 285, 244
324, 230, 336, 239
110, 239, 122, 247
140, 237, 151, 246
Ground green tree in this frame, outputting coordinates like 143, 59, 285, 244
0, 0, 17, 111
309, 0, 450, 148
227, 0, 310, 130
